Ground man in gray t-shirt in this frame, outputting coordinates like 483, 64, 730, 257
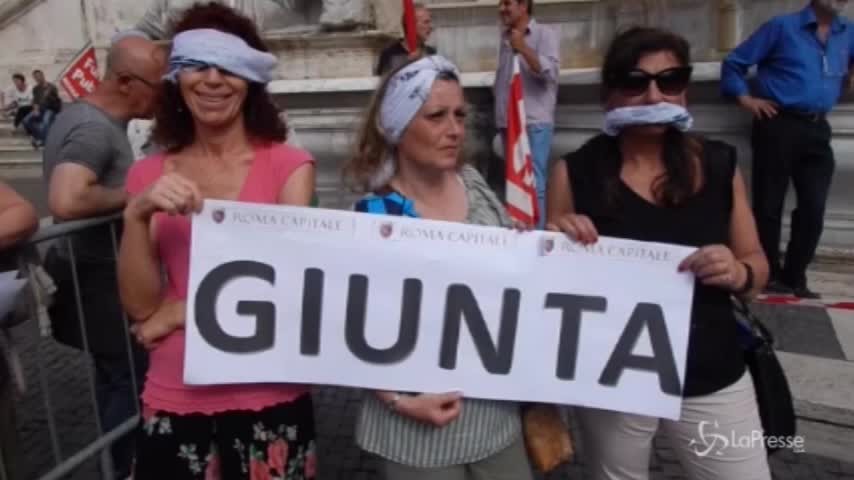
43, 101, 134, 260
43, 102, 133, 197
44, 36, 166, 257
41, 35, 165, 479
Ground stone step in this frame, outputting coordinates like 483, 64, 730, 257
0, 119, 30, 138
0, 125, 27, 138
777, 352, 854, 461
0, 135, 37, 147
0, 144, 41, 167
779, 352, 854, 427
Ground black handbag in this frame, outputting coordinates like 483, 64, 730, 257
732, 297, 797, 455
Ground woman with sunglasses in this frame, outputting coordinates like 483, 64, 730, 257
547, 27, 771, 479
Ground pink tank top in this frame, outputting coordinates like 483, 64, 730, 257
125, 143, 313, 415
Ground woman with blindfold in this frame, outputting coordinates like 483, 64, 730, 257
118, 4, 317, 479
547, 28, 771, 479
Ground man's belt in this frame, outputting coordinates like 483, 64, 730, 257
779, 108, 827, 123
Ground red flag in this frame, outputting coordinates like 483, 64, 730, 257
58, 43, 100, 100
505, 55, 538, 225
403, 0, 418, 53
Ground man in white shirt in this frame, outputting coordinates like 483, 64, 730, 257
2, 73, 33, 130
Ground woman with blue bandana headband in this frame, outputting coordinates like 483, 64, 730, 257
547, 28, 772, 480
118, 4, 317, 478
342, 56, 533, 480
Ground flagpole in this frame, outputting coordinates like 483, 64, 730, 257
79, 0, 97, 58
402, 0, 418, 54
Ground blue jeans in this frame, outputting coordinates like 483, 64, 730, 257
22, 109, 56, 144
528, 124, 554, 229
501, 124, 554, 229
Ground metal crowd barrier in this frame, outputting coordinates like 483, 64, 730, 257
1, 213, 139, 480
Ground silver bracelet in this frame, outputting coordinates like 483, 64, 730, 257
387, 393, 402, 412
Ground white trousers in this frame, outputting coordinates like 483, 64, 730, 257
576, 371, 772, 480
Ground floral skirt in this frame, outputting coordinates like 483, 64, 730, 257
134, 394, 316, 480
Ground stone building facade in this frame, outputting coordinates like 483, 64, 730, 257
0, 0, 851, 252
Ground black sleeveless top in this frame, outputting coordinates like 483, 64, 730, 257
563, 134, 745, 397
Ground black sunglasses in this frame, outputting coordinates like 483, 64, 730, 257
612, 66, 693, 97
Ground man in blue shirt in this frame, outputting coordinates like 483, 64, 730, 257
721, 0, 851, 299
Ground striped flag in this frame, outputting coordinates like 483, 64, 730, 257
403, 0, 418, 53
505, 55, 538, 225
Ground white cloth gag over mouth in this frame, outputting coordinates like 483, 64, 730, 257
164, 28, 277, 84
603, 102, 694, 137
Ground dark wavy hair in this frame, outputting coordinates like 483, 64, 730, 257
151, 2, 286, 152
600, 27, 700, 208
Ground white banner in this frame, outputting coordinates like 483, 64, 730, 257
186, 200, 697, 419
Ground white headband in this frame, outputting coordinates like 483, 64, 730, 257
379, 55, 460, 145
369, 56, 460, 190
165, 28, 277, 84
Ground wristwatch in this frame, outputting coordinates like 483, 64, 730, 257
735, 261, 754, 295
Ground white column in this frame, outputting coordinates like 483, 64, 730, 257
372, 0, 402, 36
717, 0, 742, 52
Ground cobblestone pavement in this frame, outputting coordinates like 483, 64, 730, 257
9, 303, 854, 480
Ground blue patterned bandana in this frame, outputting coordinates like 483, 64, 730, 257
379, 55, 460, 145
165, 29, 277, 84
369, 55, 460, 190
